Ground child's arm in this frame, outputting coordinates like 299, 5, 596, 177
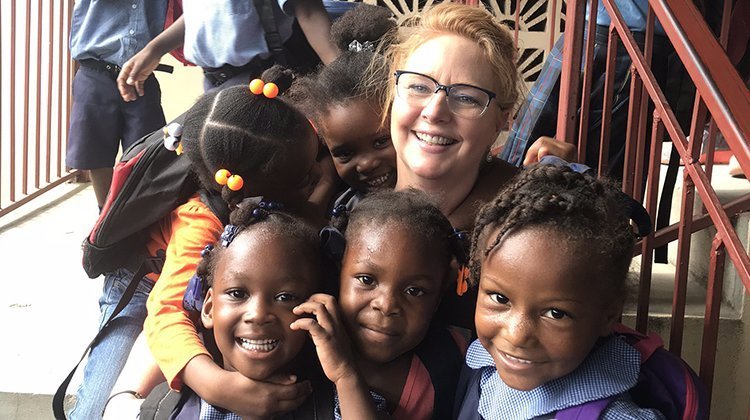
289, 0, 339, 64
291, 294, 380, 420
117, 16, 185, 101
145, 199, 310, 416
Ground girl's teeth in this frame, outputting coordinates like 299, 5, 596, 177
415, 132, 455, 145
367, 173, 390, 187
505, 353, 532, 364
237, 338, 279, 352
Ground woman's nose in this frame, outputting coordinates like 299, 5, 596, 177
420, 91, 452, 123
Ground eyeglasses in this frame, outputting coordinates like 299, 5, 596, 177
394, 70, 497, 119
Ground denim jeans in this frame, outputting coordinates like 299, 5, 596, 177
68, 268, 155, 420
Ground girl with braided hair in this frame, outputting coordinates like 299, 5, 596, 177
293, 4, 397, 203
164, 202, 341, 419
293, 189, 471, 419
96, 65, 336, 417
455, 164, 664, 419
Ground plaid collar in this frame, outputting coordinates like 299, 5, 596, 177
465, 335, 640, 419
199, 399, 242, 420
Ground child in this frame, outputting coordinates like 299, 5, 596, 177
90, 66, 331, 418
294, 189, 470, 419
455, 164, 664, 419
169, 202, 334, 418
293, 4, 396, 203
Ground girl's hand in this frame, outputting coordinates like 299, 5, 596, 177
522, 136, 577, 166
184, 354, 311, 418
290, 294, 358, 385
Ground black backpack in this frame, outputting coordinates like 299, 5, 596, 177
52, 115, 229, 419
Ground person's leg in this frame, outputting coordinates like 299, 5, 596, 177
68, 269, 155, 420
66, 67, 124, 209
90, 168, 114, 209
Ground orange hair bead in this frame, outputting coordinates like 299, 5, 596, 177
249, 79, 265, 95
227, 174, 244, 191
214, 169, 231, 185
262, 82, 279, 99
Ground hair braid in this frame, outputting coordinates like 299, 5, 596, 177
469, 164, 636, 295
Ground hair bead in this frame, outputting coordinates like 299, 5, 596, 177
214, 169, 231, 185
249, 79, 265, 95
227, 174, 244, 191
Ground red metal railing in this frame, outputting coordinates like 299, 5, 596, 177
0, 0, 78, 218
557, 0, 750, 416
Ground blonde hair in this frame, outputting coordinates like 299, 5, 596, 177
374, 2, 520, 124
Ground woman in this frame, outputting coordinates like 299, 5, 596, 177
378, 3, 521, 230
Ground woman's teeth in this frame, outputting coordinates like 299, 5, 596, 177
415, 132, 456, 145
237, 338, 279, 352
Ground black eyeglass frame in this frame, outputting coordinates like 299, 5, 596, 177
394, 70, 497, 117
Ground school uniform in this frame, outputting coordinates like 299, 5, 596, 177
66, 0, 167, 170
181, 0, 295, 89
454, 336, 665, 419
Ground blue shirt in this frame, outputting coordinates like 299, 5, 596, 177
594, 0, 665, 35
182, 0, 294, 68
463, 336, 666, 419
69, 0, 167, 66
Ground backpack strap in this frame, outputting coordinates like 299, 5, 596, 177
612, 323, 662, 361
252, 0, 288, 66
199, 189, 230, 226
556, 397, 614, 420
139, 382, 186, 420
52, 258, 162, 419
414, 325, 464, 419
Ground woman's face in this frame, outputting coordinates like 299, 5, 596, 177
390, 34, 506, 185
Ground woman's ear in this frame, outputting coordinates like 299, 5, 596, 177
201, 289, 215, 329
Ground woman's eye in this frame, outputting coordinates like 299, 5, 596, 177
407, 83, 431, 95
275, 293, 299, 303
405, 287, 425, 297
373, 136, 392, 149
227, 289, 247, 300
543, 308, 568, 320
454, 94, 482, 107
355, 275, 375, 286
489, 293, 509, 305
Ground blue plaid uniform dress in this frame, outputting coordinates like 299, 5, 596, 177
462, 336, 665, 419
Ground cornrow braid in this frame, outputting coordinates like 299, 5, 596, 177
182, 65, 312, 207
335, 189, 468, 274
468, 164, 636, 294
196, 200, 322, 290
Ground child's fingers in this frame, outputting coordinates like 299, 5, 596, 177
302, 293, 342, 326
293, 300, 335, 332
290, 317, 330, 340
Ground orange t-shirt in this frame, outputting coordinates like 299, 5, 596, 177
144, 195, 224, 389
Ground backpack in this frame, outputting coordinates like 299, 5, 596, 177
556, 324, 709, 420
52, 115, 229, 419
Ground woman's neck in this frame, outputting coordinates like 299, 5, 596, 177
395, 169, 479, 218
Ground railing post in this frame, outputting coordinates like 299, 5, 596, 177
556, 0, 586, 145
699, 235, 726, 410
637, 112, 664, 333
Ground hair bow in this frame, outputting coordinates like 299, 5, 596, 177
348, 40, 375, 53
163, 122, 183, 155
